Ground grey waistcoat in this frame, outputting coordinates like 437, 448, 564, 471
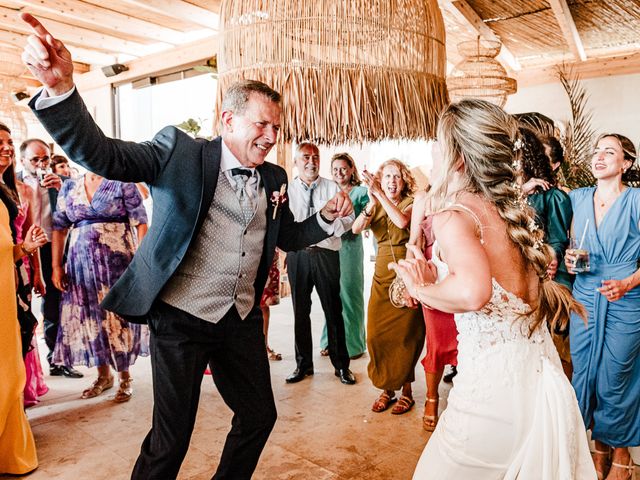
160, 171, 267, 322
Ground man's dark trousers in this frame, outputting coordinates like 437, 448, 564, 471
39, 242, 61, 365
131, 302, 276, 480
287, 247, 350, 371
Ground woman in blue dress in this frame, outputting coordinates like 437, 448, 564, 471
565, 133, 639, 480
52, 173, 148, 403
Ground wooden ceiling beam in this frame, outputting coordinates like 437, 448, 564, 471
0, 6, 157, 56
516, 51, 640, 86
118, 0, 219, 30
547, 0, 586, 61
449, 0, 521, 71
75, 34, 218, 92
6, 0, 188, 45
0, 29, 95, 70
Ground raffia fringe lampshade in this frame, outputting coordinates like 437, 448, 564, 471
0, 75, 28, 145
447, 37, 517, 108
215, 0, 448, 144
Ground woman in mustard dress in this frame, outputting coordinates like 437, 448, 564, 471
353, 159, 424, 414
0, 156, 47, 475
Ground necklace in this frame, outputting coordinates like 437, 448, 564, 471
595, 189, 623, 208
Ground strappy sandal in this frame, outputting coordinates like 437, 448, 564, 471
592, 449, 610, 480
422, 397, 439, 432
81, 375, 114, 399
391, 395, 415, 415
371, 391, 397, 412
114, 377, 133, 403
267, 346, 282, 361
609, 459, 636, 480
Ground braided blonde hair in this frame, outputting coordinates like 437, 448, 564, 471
430, 99, 585, 334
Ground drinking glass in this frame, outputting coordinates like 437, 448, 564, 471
568, 237, 590, 273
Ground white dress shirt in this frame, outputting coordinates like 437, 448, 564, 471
288, 176, 354, 251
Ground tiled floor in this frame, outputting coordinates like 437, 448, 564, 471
13, 292, 438, 480
7, 246, 639, 479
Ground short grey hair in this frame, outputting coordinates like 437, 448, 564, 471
295, 142, 319, 157
221, 80, 281, 115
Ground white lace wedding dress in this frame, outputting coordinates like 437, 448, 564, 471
413, 239, 596, 479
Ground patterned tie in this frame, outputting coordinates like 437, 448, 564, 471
306, 183, 316, 218
232, 168, 256, 222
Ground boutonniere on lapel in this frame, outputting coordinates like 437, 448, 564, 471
271, 184, 288, 220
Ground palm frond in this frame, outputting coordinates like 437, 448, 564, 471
556, 66, 595, 189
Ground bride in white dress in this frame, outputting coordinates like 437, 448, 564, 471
392, 99, 597, 479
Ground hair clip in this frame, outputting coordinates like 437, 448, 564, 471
513, 138, 524, 152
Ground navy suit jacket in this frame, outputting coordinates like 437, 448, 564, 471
30, 90, 328, 322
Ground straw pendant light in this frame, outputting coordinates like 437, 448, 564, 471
215, 0, 449, 145
447, 36, 517, 108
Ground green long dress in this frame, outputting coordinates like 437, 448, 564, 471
320, 185, 369, 357
528, 186, 573, 363
367, 196, 424, 390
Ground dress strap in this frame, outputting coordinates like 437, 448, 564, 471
437, 203, 485, 244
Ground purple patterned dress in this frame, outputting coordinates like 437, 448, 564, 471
52, 178, 149, 371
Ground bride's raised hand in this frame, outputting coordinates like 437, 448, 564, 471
389, 245, 437, 301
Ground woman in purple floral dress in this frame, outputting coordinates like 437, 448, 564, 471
52, 173, 148, 402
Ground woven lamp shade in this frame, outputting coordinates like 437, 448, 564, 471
447, 37, 517, 108
0, 75, 28, 145
215, 0, 448, 145
0, 46, 27, 77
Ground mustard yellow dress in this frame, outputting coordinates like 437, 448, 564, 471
0, 202, 37, 474
367, 196, 425, 390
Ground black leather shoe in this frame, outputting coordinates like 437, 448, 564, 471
334, 368, 356, 385
285, 367, 314, 384
443, 365, 457, 384
50, 365, 84, 378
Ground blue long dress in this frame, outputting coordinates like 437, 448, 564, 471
569, 186, 640, 447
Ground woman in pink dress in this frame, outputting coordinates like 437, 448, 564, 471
406, 143, 458, 432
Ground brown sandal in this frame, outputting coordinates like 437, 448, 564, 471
114, 377, 133, 403
423, 397, 439, 431
371, 391, 397, 412
320, 348, 329, 357
81, 375, 114, 399
267, 346, 282, 361
391, 395, 415, 415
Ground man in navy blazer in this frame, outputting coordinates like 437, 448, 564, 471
21, 13, 353, 480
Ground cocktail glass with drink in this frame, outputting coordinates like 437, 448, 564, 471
568, 237, 590, 273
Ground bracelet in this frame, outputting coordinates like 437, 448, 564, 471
414, 282, 434, 308
20, 243, 35, 256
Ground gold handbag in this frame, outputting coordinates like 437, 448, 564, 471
386, 218, 408, 308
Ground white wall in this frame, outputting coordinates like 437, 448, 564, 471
505, 73, 640, 147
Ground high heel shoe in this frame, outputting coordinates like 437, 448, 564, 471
608, 459, 636, 480
422, 397, 439, 432
592, 449, 610, 480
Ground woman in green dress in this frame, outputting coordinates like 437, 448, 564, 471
520, 126, 574, 376
320, 153, 368, 358
353, 159, 424, 415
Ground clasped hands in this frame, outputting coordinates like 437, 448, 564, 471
389, 245, 438, 308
